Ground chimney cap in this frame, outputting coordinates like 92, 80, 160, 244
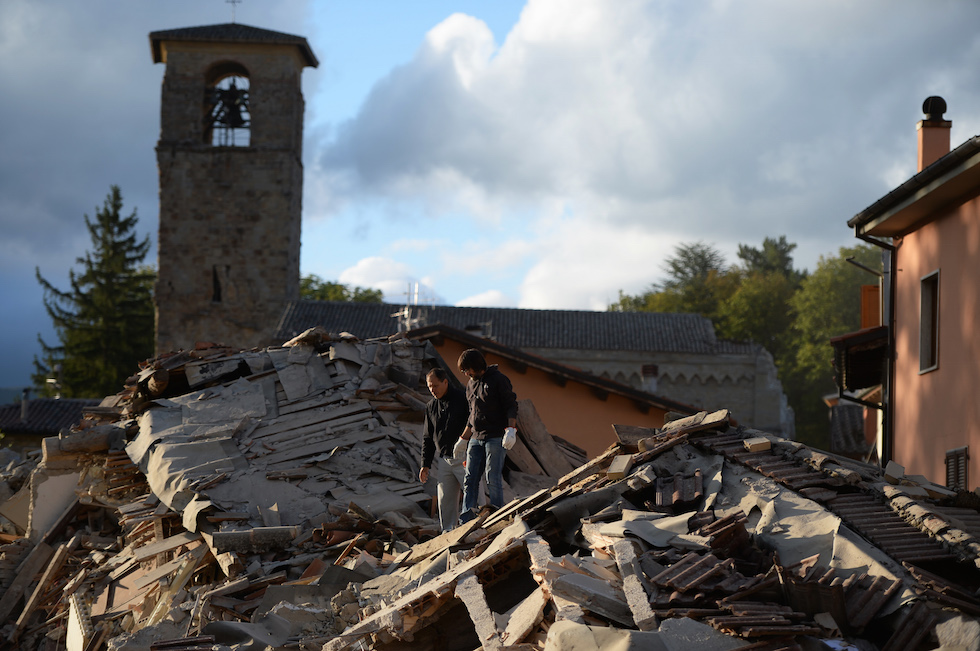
922, 96, 947, 121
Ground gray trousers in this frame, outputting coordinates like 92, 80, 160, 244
435, 454, 467, 531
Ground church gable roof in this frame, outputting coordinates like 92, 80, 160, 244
149, 23, 318, 67
275, 301, 760, 356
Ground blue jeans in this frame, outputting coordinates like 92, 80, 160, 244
461, 437, 505, 521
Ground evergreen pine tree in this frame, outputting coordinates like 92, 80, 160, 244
33, 186, 155, 398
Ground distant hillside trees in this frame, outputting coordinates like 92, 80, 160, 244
300, 274, 383, 303
33, 186, 155, 398
612, 237, 880, 447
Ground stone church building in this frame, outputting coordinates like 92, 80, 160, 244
147, 22, 793, 437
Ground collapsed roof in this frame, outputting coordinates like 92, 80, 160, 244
1, 330, 979, 651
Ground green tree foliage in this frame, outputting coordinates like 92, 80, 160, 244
610, 236, 878, 449
736, 235, 807, 284
300, 274, 383, 303
715, 236, 808, 366
33, 187, 155, 398
785, 244, 882, 445
656, 241, 727, 292
715, 270, 798, 363
610, 242, 733, 318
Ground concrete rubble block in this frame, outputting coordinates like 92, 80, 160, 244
657, 616, 749, 650
884, 460, 905, 484
898, 485, 931, 499
612, 539, 658, 631
743, 437, 771, 453
606, 455, 635, 481
934, 614, 980, 651
550, 573, 634, 627
541, 620, 669, 651
498, 585, 548, 646
454, 571, 503, 650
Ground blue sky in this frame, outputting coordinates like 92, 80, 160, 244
2, 0, 980, 389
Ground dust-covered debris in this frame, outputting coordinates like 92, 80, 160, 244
1, 332, 980, 651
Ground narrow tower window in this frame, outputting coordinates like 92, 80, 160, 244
212, 265, 222, 303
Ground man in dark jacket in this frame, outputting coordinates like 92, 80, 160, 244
419, 368, 470, 531
455, 349, 518, 522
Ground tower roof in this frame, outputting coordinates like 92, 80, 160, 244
149, 23, 318, 67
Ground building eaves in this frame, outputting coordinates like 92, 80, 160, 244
406, 323, 703, 417
149, 23, 319, 67
848, 135, 980, 237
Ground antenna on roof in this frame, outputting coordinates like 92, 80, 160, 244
391, 282, 434, 332
226, 0, 242, 23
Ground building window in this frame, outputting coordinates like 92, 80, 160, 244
946, 446, 968, 491
919, 270, 939, 373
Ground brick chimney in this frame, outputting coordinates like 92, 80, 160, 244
917, 96, 951, 172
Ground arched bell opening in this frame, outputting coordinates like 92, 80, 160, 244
204, 61, 251, 146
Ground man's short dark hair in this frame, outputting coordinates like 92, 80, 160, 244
458, 349, 487, 372
426, 367, 448, 382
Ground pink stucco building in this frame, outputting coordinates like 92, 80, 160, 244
846, 97, 980, 490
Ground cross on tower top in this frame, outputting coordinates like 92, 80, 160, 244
226, 0, 242, 23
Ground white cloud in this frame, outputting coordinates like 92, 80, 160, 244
312, 0, 980, 290
338, 256, 444, 304
516, 216, 685, 310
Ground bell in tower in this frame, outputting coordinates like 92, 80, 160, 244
149, 23, 318, 354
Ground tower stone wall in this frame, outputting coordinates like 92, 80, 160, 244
150, 26, 317, 353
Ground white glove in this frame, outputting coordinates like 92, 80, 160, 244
453, 437, 468, 458
502, 427, 517, 450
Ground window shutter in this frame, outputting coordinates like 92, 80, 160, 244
946, 447, 969, 491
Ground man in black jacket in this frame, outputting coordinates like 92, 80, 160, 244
455, 349, 518, 522
419, 368, 470, 531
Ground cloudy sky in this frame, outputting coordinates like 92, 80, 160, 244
2, 0, 980, 389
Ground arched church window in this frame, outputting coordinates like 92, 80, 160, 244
204, 62, 251, 146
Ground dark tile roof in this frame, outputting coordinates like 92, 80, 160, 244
0, 398, 101, 437
848, 135, 980, 231
275, 301, 761, 356
149, 23, 318, 67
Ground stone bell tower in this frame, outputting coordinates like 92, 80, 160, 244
149, 24, 318, 353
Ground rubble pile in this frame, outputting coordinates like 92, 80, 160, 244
1, 331, 980, 650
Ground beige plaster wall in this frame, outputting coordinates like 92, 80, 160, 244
892, 197, 980, 488
432, 339, 670, 458
522, 346, 793, 437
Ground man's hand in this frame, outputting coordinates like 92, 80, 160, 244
419, 467, 430, 483
453, 437, 468, 458
502, 427, 517, 450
